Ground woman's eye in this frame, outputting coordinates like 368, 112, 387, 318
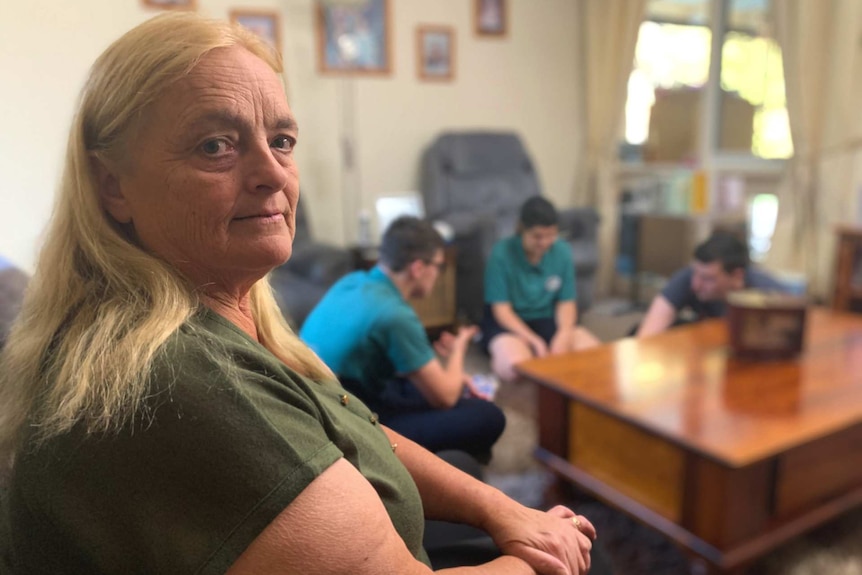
200, 139, 231, 155
272, 135, 295, 151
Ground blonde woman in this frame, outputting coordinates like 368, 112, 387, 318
0, 13, 601, 575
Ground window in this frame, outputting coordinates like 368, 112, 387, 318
624, 1, 711, 150
624, 0, 792, 162
719, 0, 791, 159
748, 192, 778, 260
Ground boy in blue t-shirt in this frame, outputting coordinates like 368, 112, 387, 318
301, 217, 505, 459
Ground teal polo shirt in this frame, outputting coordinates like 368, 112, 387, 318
484, 235, 576, 320
300, 266, 434, 398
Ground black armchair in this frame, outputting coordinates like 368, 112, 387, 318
270, 198, 353, 329
420, 131, 600, 323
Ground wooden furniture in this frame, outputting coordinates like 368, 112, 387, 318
349, 245, 458, 330
408, 246, 457, 330
516, 309, 862, 574
622, 212, 747, 306
832, 225, 862, 312
636, 213, 747, 278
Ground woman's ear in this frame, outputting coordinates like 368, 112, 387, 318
90, 155, 133, 224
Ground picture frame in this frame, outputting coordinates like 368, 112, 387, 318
141, 0, 196, 9
316, 0, 390, 76
474, 0, 507, 37
417, 26, 455, 82
230, 10, 281, 54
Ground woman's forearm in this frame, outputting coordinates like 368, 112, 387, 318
383, 427, 507, 529
386, 428, 592, 575
438, 556, 535, 574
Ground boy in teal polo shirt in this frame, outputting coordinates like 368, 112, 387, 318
480, 197, 601, 383
301, 217, 505, 459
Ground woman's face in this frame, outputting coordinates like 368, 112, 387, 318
100, 46, 299, 292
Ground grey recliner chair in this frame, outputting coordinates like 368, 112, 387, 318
269, 197, 354, 329
420, 131, 600, 323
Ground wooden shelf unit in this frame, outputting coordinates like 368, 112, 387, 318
833, 226, 862, 312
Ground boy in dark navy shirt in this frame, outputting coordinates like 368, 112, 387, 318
637, 231, 789, 337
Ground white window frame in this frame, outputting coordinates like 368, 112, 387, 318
622, 0, 788, 212
702, 0, 787, 179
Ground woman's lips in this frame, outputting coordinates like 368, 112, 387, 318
235, 212, 285, 223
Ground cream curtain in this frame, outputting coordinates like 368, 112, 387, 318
577, 0, 647, 294
768, 0, 862, 298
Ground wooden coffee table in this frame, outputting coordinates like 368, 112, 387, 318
516, 308, 862, 574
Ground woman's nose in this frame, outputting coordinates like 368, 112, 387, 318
245, 141, 290, 194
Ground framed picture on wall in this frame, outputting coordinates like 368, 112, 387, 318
474, 0, 507, 37
141, 0, 196, 9
230, 10, 281, 54
316, 0, 390, 75
417, 26, 455, 82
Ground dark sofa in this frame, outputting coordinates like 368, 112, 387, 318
269, 198, 353, 329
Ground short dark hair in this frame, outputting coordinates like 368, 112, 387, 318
379, 216, 444, 272
693, 231, 749, 273
519, 196, 558, 229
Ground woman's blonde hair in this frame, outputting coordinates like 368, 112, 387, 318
0, 13, 333, 462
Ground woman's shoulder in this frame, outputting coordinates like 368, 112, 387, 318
9, 311, 345, 575
151, 310, 327, 401
151, 311, 242, 376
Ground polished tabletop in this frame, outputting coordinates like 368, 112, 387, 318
516, 308, 862, 467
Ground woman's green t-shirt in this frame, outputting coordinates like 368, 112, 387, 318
9, 309, 430, 573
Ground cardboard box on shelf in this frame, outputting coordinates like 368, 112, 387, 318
636, 213, 747, 278
644, 88, 755, 163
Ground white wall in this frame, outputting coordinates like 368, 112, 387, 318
0, 0, 582, 271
